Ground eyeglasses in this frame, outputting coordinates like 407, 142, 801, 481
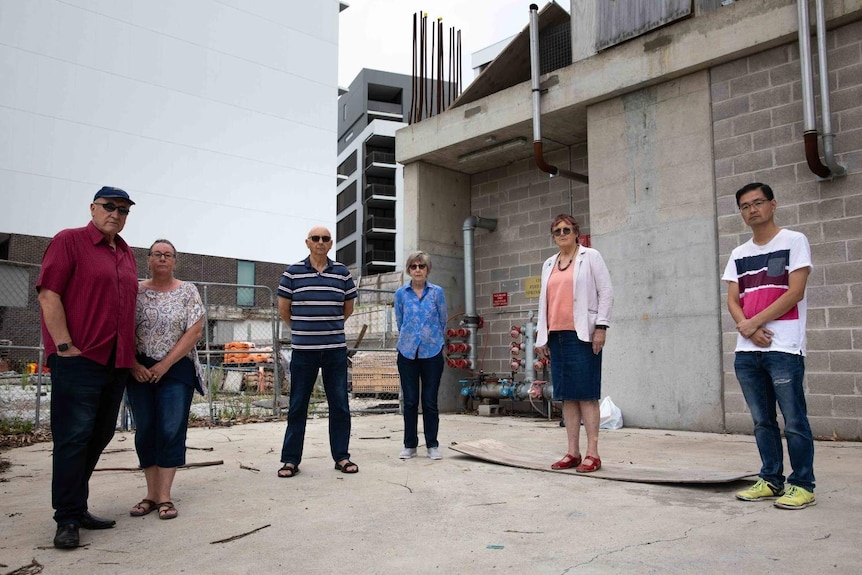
552, 227, 573, 237
408, 263, 427, 270
308, 235, 331, 243
149, 252, 175, 259
94, 202, 131, 216
739, 198, 770, 213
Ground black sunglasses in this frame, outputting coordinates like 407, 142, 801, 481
94, 202, 131, 216
552, 227, 573, 237
308, 235, 331, 243
408, 263, 427, 270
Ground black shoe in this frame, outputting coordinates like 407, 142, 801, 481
54, 524, 79, 549
79, 511, 116, 530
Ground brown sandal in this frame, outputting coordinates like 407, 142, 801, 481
157, 501, 178, 520
130, 499, 157, 517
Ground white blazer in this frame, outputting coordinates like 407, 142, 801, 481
535, 245, 614, 347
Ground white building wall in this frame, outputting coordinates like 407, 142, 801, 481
0, 0, 340, 264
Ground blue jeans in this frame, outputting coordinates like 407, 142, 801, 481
735, 351, 815, 491
281, 348, 351, 465
126, 356, 196, 468
48, 354, 128, 525
397, 351, 444, 449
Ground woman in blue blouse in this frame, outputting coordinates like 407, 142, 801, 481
394, 251, 448, 460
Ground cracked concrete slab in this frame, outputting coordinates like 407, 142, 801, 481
1, 414, 860, 574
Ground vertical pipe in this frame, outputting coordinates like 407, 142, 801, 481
35, 337, 44, 427
529, 4, 543, 145
270, 288, 280, 417
797, 0, 831, 178
463, 216, 497, 370
815, 0, 847, 177
203, 284, 215, 424
524, 313, 536, 383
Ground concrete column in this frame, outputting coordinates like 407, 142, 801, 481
587, 70, 724, 432
402, 161, 472, 411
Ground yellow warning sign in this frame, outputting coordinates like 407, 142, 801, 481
524, 276, 542, 298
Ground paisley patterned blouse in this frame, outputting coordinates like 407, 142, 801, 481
135, 281, 206, 394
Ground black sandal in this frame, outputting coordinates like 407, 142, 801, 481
334, 460, 359, 474
277, 463, 300, 478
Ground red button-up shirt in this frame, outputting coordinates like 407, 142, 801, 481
37, 222, 138, 368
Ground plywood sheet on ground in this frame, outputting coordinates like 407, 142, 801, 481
449, 438, 756, 484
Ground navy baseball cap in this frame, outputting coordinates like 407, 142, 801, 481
93, 186, 135, 205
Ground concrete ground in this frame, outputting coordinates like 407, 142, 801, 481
1, 413, 861, 575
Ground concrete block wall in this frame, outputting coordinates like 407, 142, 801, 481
712, 19, 862, 440
467, 146, 589, 378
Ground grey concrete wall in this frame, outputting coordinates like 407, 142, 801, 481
588, 71, 724, 432
712, 19, 862, 441
402, 161, 471, 411
467, 147, 590, 379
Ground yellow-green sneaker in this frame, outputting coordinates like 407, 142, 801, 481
735, 479, 784, 501
774, 485, 816, 509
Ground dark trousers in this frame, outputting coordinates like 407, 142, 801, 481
126, 356, 196, 469
281, 348, 351, 465
397, 351, 444, 449
48, 354, 127, 525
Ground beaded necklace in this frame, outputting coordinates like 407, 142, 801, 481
556, 253, 574, 271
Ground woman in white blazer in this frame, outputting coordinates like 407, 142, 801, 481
535, 214, 613, 473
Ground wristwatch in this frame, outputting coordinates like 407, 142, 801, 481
594, 325, 608, 331
57, 342, 71, 352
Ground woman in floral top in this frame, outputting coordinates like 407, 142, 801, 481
127, 239, 205, 520
394, 251, 448, 461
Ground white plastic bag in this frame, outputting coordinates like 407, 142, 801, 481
599, 396, 623, 429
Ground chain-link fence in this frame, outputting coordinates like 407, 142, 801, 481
0, 261, 48, 432
0, 263, 404, 428
347, 288, 399, 410
190, 281, 283, 426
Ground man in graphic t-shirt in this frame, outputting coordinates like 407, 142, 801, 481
722, 182, 815, 510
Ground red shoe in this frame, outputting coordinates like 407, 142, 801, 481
576, 455, 601, 473
551, 454, 582, 470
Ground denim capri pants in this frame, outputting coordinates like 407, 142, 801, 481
548, 330, 602, 401
125, 355, 196, 468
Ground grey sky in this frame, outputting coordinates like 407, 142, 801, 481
338, 0, 552, 86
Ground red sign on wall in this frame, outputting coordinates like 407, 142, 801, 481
492, 292, 509, 307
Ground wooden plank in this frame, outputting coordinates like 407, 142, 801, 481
449, 438, 756, 484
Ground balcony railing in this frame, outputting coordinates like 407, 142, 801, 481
365, 249, 396, 263
363, 184, 396, 202
365, 215, 396, 232
367, 100, 403, 115
365, 151, 396, 167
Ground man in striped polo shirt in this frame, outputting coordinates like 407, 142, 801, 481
723, 182, 815, 510
277, 226, 358, 478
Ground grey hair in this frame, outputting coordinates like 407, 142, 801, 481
405, 251, 431, 273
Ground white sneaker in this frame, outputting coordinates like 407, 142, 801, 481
399, 447, 417, 459
427, 447, 442, 460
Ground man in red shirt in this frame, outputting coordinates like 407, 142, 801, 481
37, 187, 139, 549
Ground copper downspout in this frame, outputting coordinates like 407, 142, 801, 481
529, 4, 588, 184
797, 0, 845, 179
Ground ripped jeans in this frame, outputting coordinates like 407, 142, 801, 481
735, 351, 815, 491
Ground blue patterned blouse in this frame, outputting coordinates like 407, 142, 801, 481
394, 281, 447, 359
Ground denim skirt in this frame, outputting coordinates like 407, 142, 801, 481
548, 330, 602, 401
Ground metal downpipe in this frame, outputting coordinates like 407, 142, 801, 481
463, 216, 497, 370
528, 4, 589, 184
815, 0, 846, 177
797, 0, 832, 179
